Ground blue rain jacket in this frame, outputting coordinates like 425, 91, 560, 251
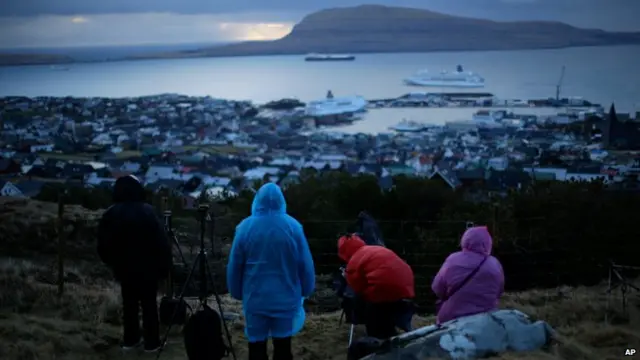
227, 183, 315, 340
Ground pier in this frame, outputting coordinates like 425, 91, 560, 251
366, 92, 601, 109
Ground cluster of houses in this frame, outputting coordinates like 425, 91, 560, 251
1, 148, 638, 209
1, 95, 639, 208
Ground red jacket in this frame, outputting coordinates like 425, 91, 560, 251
338, 235, 415, 303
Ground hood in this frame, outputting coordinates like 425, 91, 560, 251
251, 183, 286, 215
113, 175, 146, 203
338, 234, 366, 262
461, 226, 493, 255
356, 211, 385, 246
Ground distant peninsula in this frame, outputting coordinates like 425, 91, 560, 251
128, 5, 640, 60
2, 5, 640, 66
0, 53, 74, 66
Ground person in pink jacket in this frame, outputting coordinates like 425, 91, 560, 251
431, 226, 504, 324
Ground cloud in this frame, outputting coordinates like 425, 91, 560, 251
70, 16, 89, 24
0, 0, 637, 48
0, 0, 549, 17
0, 13, 293, 48
217, 22, 293, 41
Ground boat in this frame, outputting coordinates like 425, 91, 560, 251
388, 120, 428, 132
404, 65, 485, 88
50, 65, 70, 71
305, 53, 356, 61
305, 92, 367, 117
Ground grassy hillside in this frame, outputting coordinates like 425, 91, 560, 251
1, 257, 638, 360
0, 197, 638, 359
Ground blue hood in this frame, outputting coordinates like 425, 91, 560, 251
251, 183, 286, 215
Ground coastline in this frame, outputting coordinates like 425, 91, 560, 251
1, 43, 637, 68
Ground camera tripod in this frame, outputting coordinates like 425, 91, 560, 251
162, 209, 188, 298
156, 204, 237, 360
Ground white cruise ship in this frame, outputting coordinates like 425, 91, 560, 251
404, 65, 485, 88
305, 93, 368, 117
388, 120, 428, 132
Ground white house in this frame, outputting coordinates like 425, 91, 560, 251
0, 181, 24, 197
522, 166, 568, 181
30, 144, 54, 153
487, 157, 509, 171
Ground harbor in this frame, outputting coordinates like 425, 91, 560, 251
365, 92, 600, 109
262, 90, 602, 114
256, 88, 606, 133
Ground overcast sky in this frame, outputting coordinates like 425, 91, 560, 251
1, 0, 638, 48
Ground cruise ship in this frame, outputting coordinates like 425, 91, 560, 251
305, 93, 368, 117
388, 120, 428, 132
305, 53, 356, 61
404, 65, 485, 88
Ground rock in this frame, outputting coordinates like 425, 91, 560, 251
362, 309, 555, 359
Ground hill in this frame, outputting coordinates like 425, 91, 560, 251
132, 5, 640, 59
1, 196, 640, 359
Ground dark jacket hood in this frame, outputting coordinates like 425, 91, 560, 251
113, 175, 146, 203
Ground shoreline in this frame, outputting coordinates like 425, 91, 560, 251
1, 43, 638, 68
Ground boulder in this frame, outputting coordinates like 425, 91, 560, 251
361, 309, 555, 359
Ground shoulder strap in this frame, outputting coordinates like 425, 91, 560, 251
443, 256, 488, 301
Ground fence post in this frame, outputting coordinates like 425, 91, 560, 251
162, 196, 173, 297
400, 221, 406, 257
492, 202, 498, 239
56, 189, 66, 298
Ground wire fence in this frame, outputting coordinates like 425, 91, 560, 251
41, 197, 640, 319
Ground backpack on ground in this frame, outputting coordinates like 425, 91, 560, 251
183, 304, 230, 360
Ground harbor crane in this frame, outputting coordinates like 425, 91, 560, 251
555, 65, 565, 102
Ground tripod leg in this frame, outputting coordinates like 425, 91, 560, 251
172, 234, 187, 265
156, 254, 201, 360
348, 324, 355, 348
203, 255, 238, 360
628, 283, 640, 292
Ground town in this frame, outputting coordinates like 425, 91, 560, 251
0, 93, 639, 206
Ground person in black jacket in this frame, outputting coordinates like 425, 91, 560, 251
97, 175, 171, 353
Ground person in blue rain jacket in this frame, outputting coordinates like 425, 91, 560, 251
227, 183, 315, 360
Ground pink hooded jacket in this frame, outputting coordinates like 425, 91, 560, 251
431, 226, 504, 324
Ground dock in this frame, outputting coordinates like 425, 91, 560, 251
366, 92, 600, 109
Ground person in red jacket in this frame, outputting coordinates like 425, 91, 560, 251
338, 234, 415, 339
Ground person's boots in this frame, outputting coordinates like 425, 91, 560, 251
272, 337, 293, 360
248, 341, 269, 360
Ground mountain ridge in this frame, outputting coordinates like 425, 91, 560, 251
2, 5, 640, 66
126, 4, 640, 60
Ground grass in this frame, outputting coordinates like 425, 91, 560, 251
180, 145, 245, 155
33, 151, 142, 161
0, 257, 639, 360
1, 197, 639, 359
35, 153, 96, 161
115, 151, 142, 159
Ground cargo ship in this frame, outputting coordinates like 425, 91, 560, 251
305, 53, 356, 61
